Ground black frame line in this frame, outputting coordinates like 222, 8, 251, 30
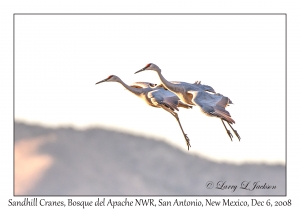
13, 13, 287, 197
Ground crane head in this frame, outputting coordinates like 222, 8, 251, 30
135, 63, 161, 74
95, 75, 120, 84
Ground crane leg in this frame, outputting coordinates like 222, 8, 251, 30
221, 119, 233, 141
226, 122, 241, 141
172, 112, 191, 150
160, 104, 191, 150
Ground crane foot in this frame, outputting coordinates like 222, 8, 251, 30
184, 134, 191, 150
226, 130, 233, 141
233, 129, 241, 141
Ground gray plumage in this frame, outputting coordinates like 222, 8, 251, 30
135, 63, 241, 141
188, 90, 234, 124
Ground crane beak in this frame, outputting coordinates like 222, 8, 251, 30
95, 78, 107, 85
134, 67, 147, 74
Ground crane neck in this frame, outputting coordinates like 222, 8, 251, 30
156, 71, 177, 92
117, 79, 143, 96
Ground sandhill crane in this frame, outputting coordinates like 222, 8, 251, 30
135, 63, 240, 141
95, 75, 193, 150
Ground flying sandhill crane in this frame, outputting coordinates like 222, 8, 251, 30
95, 75, 193, 150
135, 63, 240, 141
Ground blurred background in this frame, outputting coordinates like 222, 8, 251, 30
15, 14, 285, 195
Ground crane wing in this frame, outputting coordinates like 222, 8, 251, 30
171, 81, 216, 93
197, 84, 216, 93
188, 90, 235, 123
148, 88, 179, 111
192, 81, 216, 93
130, 82, 156, 88
216, 93, 233, 104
